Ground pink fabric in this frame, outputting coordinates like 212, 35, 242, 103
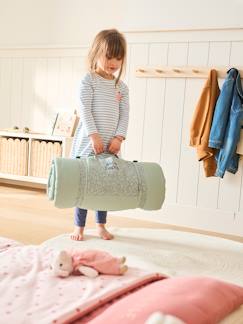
71, 250, 122, 275
84, 276, 243, 324
0, 239, 164, 324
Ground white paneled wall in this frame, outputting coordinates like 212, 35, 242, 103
0, 48, 88, 132
0, 30, 243, 236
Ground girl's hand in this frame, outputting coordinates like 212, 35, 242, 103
89, 133, 104, 154
108, 137, 123, 154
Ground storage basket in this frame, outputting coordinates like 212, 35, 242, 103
29, 140, 62, 178
0, 137, 29, 175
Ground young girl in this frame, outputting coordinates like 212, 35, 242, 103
70, 29, 129, 241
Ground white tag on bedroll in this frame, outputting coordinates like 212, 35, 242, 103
101, 156, 119, 171
236, 129, 243, 155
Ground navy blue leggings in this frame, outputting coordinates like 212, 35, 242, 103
74, 208, 107, 227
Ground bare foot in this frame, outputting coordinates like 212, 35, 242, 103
70, 226, 84, 241
120, 265, 128, 275
96, 224, 114, 240
119, 256, 126, 264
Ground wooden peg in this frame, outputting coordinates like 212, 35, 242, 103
192, 69, 199, 73
137, 68, 146, 73
155, 69, 163, 73
173, 68, 181, 73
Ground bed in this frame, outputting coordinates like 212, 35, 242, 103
1, 227, 243, 323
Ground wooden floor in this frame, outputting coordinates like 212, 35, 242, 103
1, 184, 243, 245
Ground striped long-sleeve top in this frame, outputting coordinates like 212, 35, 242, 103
70, 72, 129, 158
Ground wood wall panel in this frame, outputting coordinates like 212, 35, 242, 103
0, 29, 243, 235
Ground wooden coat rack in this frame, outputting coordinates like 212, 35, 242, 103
135, 66, 243, 78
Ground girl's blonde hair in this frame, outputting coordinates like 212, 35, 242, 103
87, 29, 127, 85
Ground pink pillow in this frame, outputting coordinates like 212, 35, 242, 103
87, 276, 243, 324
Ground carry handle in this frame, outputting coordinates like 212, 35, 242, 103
88, 151, 119, 159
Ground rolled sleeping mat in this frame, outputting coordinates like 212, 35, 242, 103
47, 154, 166, 211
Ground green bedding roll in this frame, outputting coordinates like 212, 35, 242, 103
47, 154, 165, 211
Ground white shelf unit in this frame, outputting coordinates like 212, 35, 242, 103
0, 131, 73, 186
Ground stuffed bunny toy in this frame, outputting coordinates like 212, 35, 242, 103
51, 249, 128, 278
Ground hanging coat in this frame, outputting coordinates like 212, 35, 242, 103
190, 69, 220, 177
209, 68, 243, 178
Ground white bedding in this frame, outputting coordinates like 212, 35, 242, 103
42, 227, 243, 323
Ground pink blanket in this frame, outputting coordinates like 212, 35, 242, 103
76, 276, 243, 324
0, 237, 164, 324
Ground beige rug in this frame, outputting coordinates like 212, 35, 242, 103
42, 227, 243, 286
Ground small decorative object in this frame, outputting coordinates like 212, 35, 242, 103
115, 90, 122, 102
2, 126, 31, 133
23, 127, 30, 133
52, 111, 79, 137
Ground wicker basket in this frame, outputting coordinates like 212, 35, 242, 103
0, 137, 29, 175
29, 140, 62, 178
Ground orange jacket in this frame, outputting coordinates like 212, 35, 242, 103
190, 70, 220, 177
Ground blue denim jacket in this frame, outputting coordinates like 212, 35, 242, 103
209, 68, 243, 178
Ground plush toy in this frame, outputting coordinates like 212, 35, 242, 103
51, 249, 128, 278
